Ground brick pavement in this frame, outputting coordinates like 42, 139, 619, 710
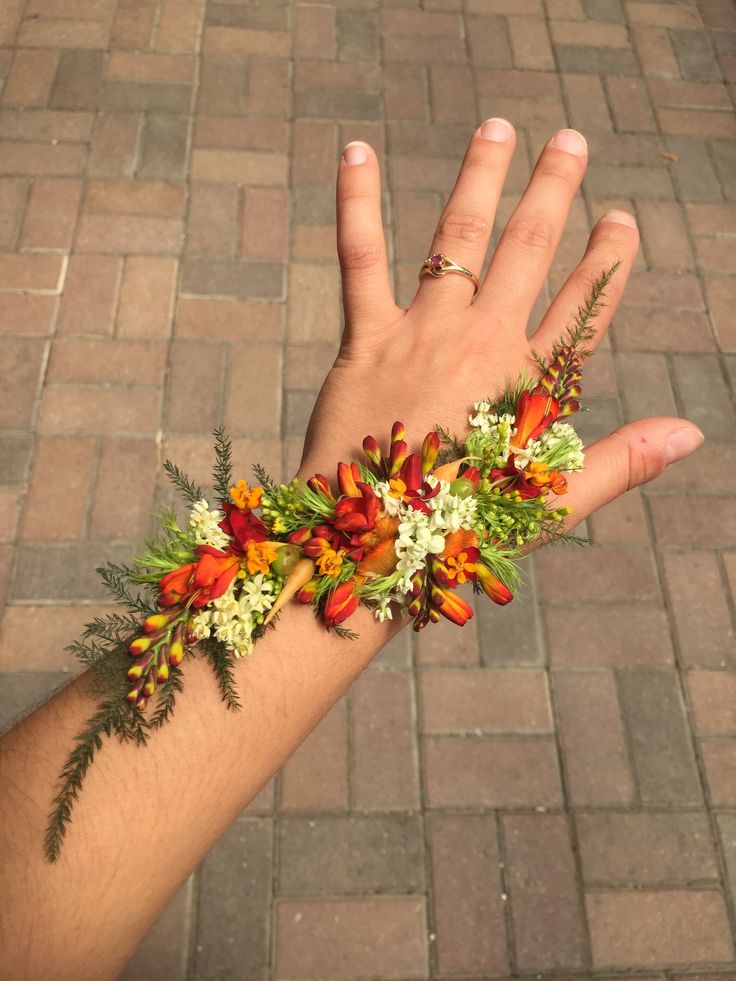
0, 0, 735, 977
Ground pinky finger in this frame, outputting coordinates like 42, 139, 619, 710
561, 417, 704, 530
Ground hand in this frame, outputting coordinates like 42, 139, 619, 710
298, 122, 703, 530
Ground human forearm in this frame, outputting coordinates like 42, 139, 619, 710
0, 603, 397, 980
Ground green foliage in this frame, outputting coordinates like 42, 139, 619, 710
162, 459, 203, 507
212, 426, 234, 506
130, 507, 197, 584
97, 563, 154, 614
252, 461, 278, 495
201, 637, 242, 711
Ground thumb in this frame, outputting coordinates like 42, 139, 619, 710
563, 417, 704, 526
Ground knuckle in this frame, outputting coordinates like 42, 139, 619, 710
536, 156, 579, 187
338, 241, 384, 272
619, 430, 663, 492
438, 209, 489, 245
504, 213, 555, 253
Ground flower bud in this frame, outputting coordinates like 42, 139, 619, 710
129, 636, 151, 657
362, 435, 384, 473
391, 421, 405, 445
143, 612, 172, 634
388, 439, 408, 478
421, 431, 440, 476
449, 477, 474, 499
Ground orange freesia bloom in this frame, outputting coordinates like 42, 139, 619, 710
230, 479, 263, 511
476, 563, 513, 606
244, 540, 279, 575
316, 547, 344, 579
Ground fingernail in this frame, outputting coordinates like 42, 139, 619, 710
602, 210, 637, 228
342, 142, 369, 166
479, 118, 513, 142
665, 426, 704, 464
550, 129, 588, 157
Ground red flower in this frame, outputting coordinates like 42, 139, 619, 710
219, 501, 268, 550
513, 391, 559, 448
334, 481, 379, 532
159, 562, 197, 607
158, 547, 240, 610
476, 563, 513, 606
431, 584, 474, 626
324, 581, 359, 627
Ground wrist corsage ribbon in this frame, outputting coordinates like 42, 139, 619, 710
44, 267, 616, 861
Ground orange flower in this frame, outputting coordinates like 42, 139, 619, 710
316, 547, 344, 579
445, 550, 478, 585
476, 563, 513, 606
244, 540, 279, 575
230, 480, 263, 511
324, 580, 359, 627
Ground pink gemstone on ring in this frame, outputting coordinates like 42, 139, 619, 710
430, 254, 443, 269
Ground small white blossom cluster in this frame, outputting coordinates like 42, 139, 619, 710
189, 574, 275, 658
189, 499, 231, 551
372, 478, 479, 605
513, 421, 585, 472
467, 405, 515, 467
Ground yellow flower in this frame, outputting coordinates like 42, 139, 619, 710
230, 480, 263, 510
244, 541, 279, 575
446, 551, 477, 585
527, 462, 551, 488
316, 548, 344, 579
388, 477, 408, 501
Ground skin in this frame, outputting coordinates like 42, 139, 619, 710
0, 123, 703, 979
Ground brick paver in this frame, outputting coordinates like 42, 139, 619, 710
0, 0, 735, 977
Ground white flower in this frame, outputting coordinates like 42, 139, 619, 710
373, 595, 394, 623
514, 421, 585, 472
189, 499, 230, 550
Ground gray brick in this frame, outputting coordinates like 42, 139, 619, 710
197, 55, 248, 116
388, 122, 471, 158
139, 114, 189, 179
279, 815, 425, 895
285, 389, 318, 436
477, 559, 543, 666
294, 91, 382, 120
11, 543, 136, 602
120, 878, 193, 981
0, 434, 33, 485
615, 353, 678, 423
671, 28, 722, 81
337, 10, 379, 63
193, 818, 272, 981
100, 82, 193, 113
671, 354, 736, 440
585, 164, 675, 199
50, 51, 104, 111
555, 45, 640, 75
573, 397, 623, 444
617, 671, 702, 804
583, 0, 625, 23
717, 813, 736, 910
292, 185, 335, 225
711, 138, 736, 201
181, 258, 284, 300
0, 672, 69, 732
205, 2, 287, 29
666, 137, 724, 202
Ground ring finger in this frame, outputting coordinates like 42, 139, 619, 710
415, 118, 516, 309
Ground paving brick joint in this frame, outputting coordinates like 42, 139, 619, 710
1, 0, 735, 977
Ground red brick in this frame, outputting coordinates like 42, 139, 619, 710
467, 13, 513, 68
551, 19, 630, 47
2, 49, 58, 107
576, 811, 718, 884
185, 184, 238, 256
90, 437, 158, 539
275, 897, 427, 979
165, 341, 225, 433
351, 671, 420, 810
563, 73, 612, 133
606, 76, 656, 132
382, 8, 462, 36
687, 203, 736, 236
203, 26, 288, 57
658, 108, 736, 139
224, 343, 281, 436
0, 487, 21, 543
0, 176, 26, 249
430, 64, 475, 124
632, 24, 680, 79
294, 3, 335, 60
702, 739, 736, 805
58, 255, 120, 336
430, 814, 508, 975
425, 735, 561, 806
88, 111, 141, 178
651, 497, 736, 547
415, 608, 480, 666
107, 52, 196, 83
241, 188, 288, 261
705, 274, 736, 351
508, 15, 554, 69
117, 257, 178, 338
637, 200, 693, 269
467, 0, 542, 11
0, 604, 111, 672
280, 699, 348, 811
689, 671, 736, 733
76, 214, 183, 253
0, 544, 11, 608
155, 0, 203, 53
176, 297, 283, 342
624, 270, 703, 309
85, 180, 185, 216
554, 670, 634, 805
194, 117, 288, 153
0, 110, 92, 144
697, 237, 736, 271
18, 18, 109, 49
503, 814, 586, 970
588, 489, 650, 544
537, 548, 661, 604
0, 293, 57, 336
291, 226, 334, 261
21, 436, 96, 541
0, 0, 23, 46
545, 605, 674, 667
38, 385, 161, 435
649, 78, 731, 110
287, 264, 341, 344
285, 343, 335, 391
111, 0, 156, 50
383, 33, 467, 65
586, 890, 733, 965
421, 668, 551, 733
0, 252, 64, 292
628, 2, 702, 26
20, 178, 82, 251
47, 338, 166, 386
663, 551, 735, 668
190, 148, 287, 185
613, 308, 715, 352
160, 435, 283, 491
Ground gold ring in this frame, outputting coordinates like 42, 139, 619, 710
419, 253, 479, 296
